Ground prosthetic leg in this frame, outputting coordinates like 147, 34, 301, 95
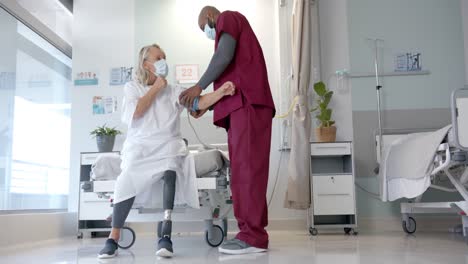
156, 170, 176, 258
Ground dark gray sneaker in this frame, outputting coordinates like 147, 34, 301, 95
98, 239, 118, 259
221, 238, 238, 245
218, 239, 267, 255
156, 237, 174, 258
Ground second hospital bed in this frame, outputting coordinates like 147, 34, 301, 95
80, 147, 232, 249
379, 88, 468, 235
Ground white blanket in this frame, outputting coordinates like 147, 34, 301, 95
91, 153, 122, 181
91, 149, 229, 209
381, 125, 451, 201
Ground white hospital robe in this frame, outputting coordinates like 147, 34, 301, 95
114, 80, 199, 209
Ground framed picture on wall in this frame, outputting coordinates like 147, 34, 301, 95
175, 64, 199, 84
74, 70, 99, 86
110, 67, 133, 86
395, 52, 422, 72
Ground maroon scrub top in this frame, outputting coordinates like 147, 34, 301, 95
212, 11, 276, 129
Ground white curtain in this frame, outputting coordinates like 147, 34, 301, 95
284, 0, 312, 210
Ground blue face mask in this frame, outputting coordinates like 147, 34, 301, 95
153, 59, 168, 78
204, 23, 216, 41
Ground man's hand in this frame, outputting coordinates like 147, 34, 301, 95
190, 109, 208, 119
180, 85, 203, 108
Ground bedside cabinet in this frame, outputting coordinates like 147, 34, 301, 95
77, 152, 119, 239
309, 142, 358, 236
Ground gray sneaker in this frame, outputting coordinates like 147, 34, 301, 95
156, 237, 174, 258
98, 239, 118, 259
220, 238, 238, 246
218, 239, 267, 255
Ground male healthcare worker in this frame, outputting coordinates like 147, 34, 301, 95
179, 6, 276, 255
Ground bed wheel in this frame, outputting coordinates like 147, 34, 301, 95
402, 217, 417, 234
344, 228, 358, 235
205, 225, 224, 247
309, 228, 318, 236
118, 227, 136, 249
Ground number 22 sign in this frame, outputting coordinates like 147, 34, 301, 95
175, 64, 199, 84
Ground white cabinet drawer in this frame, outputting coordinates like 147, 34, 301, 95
81, 192, 110, 203
313, 175, 355, 215
313, 194, 355, 215
81, 152, 119, 165
93, 180, 116, 192
311, 143, 351, 156
313, 175, 353, 195
79, 191, 112, 220
81, 153, 101, 165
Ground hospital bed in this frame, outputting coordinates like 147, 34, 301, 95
79, 145, 232, 249
378, 88, 468, 235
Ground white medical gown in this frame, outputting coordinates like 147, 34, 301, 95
114, 80, 199, 209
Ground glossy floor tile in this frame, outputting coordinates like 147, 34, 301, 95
1, 231, 468, 264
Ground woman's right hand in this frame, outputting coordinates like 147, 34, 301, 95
191, 109, 208, 119
152, 76, 167, 90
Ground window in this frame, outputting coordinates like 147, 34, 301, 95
0, 7, 71, 210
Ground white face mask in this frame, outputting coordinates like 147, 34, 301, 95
153, 59, 168, 78
204, 23, 216, 40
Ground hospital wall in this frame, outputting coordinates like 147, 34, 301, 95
347, 0, 466, 219
69, 0, 318, 231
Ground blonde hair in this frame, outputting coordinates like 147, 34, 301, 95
136, 44, 162, 85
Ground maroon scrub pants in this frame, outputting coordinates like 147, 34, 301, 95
227, 103, 273, 249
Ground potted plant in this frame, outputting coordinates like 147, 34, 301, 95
311, 81, 337, 142
90, 124, 122, 152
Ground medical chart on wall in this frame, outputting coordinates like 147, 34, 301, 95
109, 67, 133, 86
175, 64, 199, 84
395, 52, 422, 72
74, 71, 99, 86
92, 96, 117, 115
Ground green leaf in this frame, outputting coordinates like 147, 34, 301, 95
323, 91, 333, 106
313, 82, 327, 97
90, 124, 122, 137
326, 109, 332, 120
319, 102, 327, 110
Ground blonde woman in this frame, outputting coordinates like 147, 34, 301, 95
98, 44, 235, 259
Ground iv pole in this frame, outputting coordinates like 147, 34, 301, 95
369, 38, 384, 173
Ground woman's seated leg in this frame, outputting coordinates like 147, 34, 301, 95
157, 170, 176, 258
98, 196, 136, 259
